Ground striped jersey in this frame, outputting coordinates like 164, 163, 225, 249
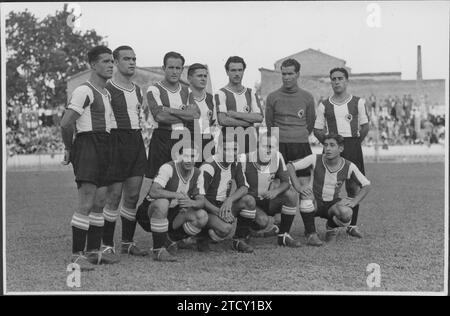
291, 154, 370, 202
67, 81, 112, 133
315, 95, 369, 137
188, 91, 216, 135
215, 87, 262, 118
106, 80, 143, 130
239, 151, 289, 199
153, 161, 200, 208
197, 157, 249, 203
146, 81, 190, 131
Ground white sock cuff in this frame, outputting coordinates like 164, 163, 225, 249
150, 218, 168, 233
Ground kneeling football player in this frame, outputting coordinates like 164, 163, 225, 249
195, 133, 257, 253
136, 145, 208, 261
240, 132, 301, 247
287, 133, 371, 242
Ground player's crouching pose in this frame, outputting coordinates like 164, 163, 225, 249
241, 132, 301, 247
196, 134, 257, 253
136, 145, 208, 262
287, 134, 371, 242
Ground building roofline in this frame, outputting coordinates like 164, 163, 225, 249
274, 48, 346, 65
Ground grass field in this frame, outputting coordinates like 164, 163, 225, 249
5, 162, 446, 293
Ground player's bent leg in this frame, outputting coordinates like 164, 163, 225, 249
231, 195, 255, 253
196, 213, 234, 252
171, 209, 208, 241
102, 182, 122, 249
324, 202, 352, 242
276, 188, 302, 247
149, 199, 176, 262
345, 179, 363, 237
120, 176, 148, 256
70, 182, 97, 271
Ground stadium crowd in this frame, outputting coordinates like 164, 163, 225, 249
6, 93, 445, 156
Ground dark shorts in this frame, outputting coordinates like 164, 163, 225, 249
167, 205, 183, 232
146, 129, 181, 179
195, 134, 216, 168
71, 132, 111, 188
255, 196, 285, 216
279, 142, 312, 177
314, 198, 341, 219
220, 126, 257, 154
107, 129, 146, 183
342, 137, 365, 175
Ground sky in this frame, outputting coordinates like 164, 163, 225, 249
2, 1, 449, 91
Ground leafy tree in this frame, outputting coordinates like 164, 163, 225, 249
6, 4, 106, 111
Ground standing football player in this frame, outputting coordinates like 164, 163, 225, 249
100, 45, 148, 257
215, 56, 263, 154
137, 52, 200, 219
61, 46, 119, 270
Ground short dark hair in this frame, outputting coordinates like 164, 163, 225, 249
113, 45, 133, 60
324, 133, 344, 147
329, 67, 349, 79
163, 51, 185, 66
280, 58, 301, 73
225, 56, 246, 71
88, 46, 112, 64
188, 63, 208, 77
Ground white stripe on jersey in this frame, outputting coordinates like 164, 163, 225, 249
347, 163, 371, 187
193, 92, 215, 134
68, 82, 112, 133
214, 158, 233, 202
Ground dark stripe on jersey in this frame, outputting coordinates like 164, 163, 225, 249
136, 86, 143, 104
106, 82, 131, 129
323, 99, 338, 134
86, 84, 107, 132
347, 97, 359, 137
336, 160, 350, 200
245, 88, 252, 111
349, 169, 362, 187
313, 154, 325, 200
221, 88, 236, 111
155, 84, 171, 130
205, 93, 215, 126
82, 95, 90, 109
180, 86, 189, 106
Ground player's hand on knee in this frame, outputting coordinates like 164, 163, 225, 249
299, 186, 314, 200
261, 190, 278, 200
340, 197, 356, 208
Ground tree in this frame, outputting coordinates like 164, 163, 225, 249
6, 4, 106, 111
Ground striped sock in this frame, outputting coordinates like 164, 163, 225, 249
102, 207, 119, 247
86, 213, 104, 252
279, 205, 297, 234
150, 218, 168, 249
120, 206, 137, 243
234, 209, 256, 239
70, 212, 90, 253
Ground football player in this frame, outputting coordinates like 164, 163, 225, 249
287, 134, 371, 242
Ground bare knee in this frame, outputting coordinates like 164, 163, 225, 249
338, 207, 353, 224
150, 199, 169, 218
194, 209, 209, 228
255, 211, 269, 228
241, 195, 256, 210
123, 191, 140, 208
283, 188, 298, 207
